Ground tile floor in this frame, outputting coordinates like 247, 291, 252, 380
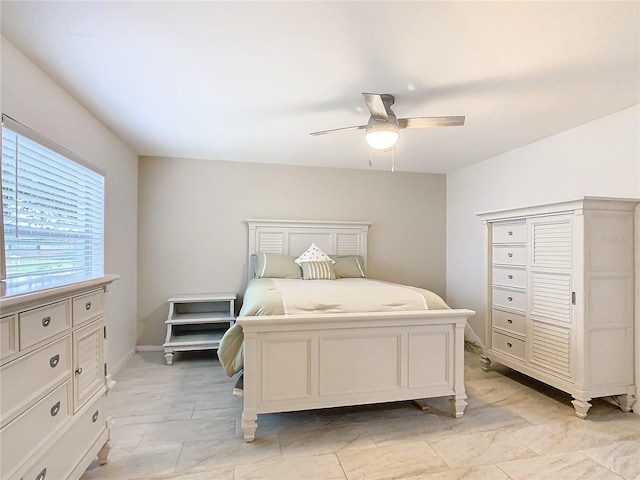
80, 351, 640, 480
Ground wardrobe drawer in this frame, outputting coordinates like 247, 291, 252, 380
72, 289, 105, 326
492, 245, 526, 266
1, 315, 18, 361
20, 301, 70, 350
18, 394, 107, 480
492, 330, 525, 360
492, 287, 527, 312
492, 267, 526, 289
0, 381, 71, 479
492, 309, 526, 336
493, 222, 526, 244
0, 335, 72, 425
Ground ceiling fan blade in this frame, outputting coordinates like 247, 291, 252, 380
398, 116, 466, 128
309, 125, 366, 136
362, 93, 389, 121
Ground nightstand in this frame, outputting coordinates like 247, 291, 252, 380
163, 293, 236, 365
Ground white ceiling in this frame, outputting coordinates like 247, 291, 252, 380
1, 1, 638, 173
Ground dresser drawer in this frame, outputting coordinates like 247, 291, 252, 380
492, 266, 526, 289
493, 222, 526, 244
18, 394, 107, 480
72, 289, 105, 326
19, 301, 70, 350
492, 287, 527, 312
492, 330, 525, 360
0, 381, 71, 479
1, 315, 18, 361
492, 245, 527, 266
1, 335, 72, 425
492, 309, 526, 336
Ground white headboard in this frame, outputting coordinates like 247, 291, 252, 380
246, 219, 371, 279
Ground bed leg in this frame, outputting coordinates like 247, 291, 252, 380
450, 394, 467, 418
242, 410, 258, 442
480, 356, 491, 372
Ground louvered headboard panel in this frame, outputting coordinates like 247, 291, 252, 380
246, 219, 371, 279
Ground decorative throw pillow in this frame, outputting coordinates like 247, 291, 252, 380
331, 255, 366, 278
294, 243, 335, 265
301, 261, 336, 280
255, 252, 302, 279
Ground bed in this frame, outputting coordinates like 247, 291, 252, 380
219, 219, 481, 442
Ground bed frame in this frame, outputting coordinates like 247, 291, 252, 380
237, 219, 475, 442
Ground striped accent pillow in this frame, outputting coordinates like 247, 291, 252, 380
301, 261, 336, 280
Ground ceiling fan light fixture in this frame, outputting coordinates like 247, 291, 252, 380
365, 121, 400, 150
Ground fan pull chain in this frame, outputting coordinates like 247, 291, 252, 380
391, 147, 395, 173
369, 150, 373, 167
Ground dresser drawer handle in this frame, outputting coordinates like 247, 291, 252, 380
50, 401, 61, 417
507, 319, 513, 324
85, 301, 92, 310
507, 274, 513, 280
42, 316, 51, 327
507, 296, 513, 302
92, 410, 99, 423
508, 231, 513, 236
507, 253, 513, 258
35, 467, 47, 480
49, 355, 60, 368
507, 342, 513, 348
75, 367, 83, 375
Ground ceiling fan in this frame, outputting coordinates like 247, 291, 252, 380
310, 93, 465, 150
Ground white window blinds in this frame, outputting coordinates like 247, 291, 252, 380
1, 117, 105, 287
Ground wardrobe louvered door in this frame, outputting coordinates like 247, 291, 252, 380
528, 215, 573, 379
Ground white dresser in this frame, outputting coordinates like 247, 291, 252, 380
478, 197, 637, 418
0, 275, 118, 480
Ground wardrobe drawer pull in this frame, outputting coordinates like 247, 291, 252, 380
49, 355, 60, 368
508, 231, 513, 236
507, 319, 513, 324
507, 296, 513, 302
50, 401, 61, 417
507, 275, 513, 280
75, 367, 83, 375
85, 301, 92, 310
41, 316, 51, 327
507, 342, 513, 348
507, 253, 513, 258
92, 410, 99, 423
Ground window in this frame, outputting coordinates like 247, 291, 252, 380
1, 115, 105, 290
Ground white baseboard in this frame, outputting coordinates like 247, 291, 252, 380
110, 347, 136, 375
136, 345, 164, 352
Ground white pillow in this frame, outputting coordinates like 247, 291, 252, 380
294, 243, 335, 265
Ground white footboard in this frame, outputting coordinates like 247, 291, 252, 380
238, 309, 474, 442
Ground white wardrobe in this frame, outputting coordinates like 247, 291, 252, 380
478, 197, 637, 418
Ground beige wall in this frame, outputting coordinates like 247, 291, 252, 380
1, 37, 139, 372
138, 156, 447, 345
